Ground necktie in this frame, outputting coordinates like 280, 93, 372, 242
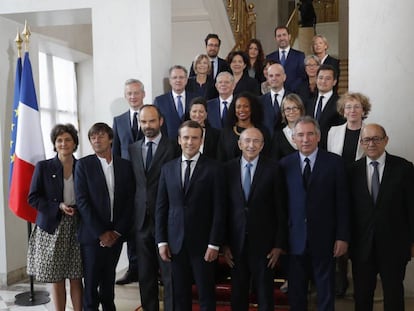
243, 163, 253, 200
211, 60, 215, 79
280, 50, 286, 66
222, 101, 228, 126
303, 158, 311, 189
371, 161, 380, 203
146, 141, 153, 171
183, 160, 192, 191
315, 95, 324, 121
132, 111, 139, 140
177, 95, 184, 119
274, 93, 280, 114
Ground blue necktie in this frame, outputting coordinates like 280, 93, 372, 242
315, 95, 324, 121
371, 161, 380, 203
146, 141, 153, 171
243, 163, 252, 200
177, 95, 184, 119
132, 111, 139, 140
222, 101, 228, 126
280, 50, 286, 66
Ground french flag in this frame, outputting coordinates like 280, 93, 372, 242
9, 52, 45, 223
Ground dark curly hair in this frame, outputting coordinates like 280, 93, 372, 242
227, 91, 263, 126
50, 123, 79, 152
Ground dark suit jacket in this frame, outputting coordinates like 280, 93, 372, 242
279, 149, 350, 256
28, 156, 77, 234
202, 126, 220, 159
322, 55, 340, 80
225, 156, 287, 257
155, 155, 225, 255
233, 73, 261, 96
270, 128, 297, 161
112, 111, 142, 160
154, 91, 196, 138
75, 154, 135, 245
189, 57, 230, 79
259, 91, 289, 137
306, 93, 345, 149
128, 136, 179, 231
348, 153, 414, 263
266, 48, 306, 92
207, 97, 232, 129
185, 76, 217, 100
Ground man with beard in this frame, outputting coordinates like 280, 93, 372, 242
128, 105, 179, 311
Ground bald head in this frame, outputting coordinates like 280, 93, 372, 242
360, 123, 388, 160
267, 63, 286, 92
238, 127, 264, 162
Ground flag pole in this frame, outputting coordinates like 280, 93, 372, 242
13, 22, 50, 307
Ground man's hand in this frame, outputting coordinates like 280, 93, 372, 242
99, 231, 120, 247
267, 248, 282, 269
333, 240, 348, 257
204, 247, 219, 262
159, 245, 172, 262
222, 246, 234, 268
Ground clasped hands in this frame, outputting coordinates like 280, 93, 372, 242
99, 230, 120, 248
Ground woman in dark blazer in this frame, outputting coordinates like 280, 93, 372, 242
27, 124, 83, 311
270, 94, 305, 160
227, 50, 261, 96
217, 91, 270, 162
186, 54, 217, 100
188, 97, 220, 159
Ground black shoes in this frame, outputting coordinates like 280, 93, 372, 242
116, 270, 139, 285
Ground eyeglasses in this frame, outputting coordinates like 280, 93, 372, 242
241, 138, 263, 145
344, 104, 363, 110
305, 64, 319, 67
360, 136, 385, 145
284, 107, 300, 113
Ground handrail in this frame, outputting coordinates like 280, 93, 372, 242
225, 0, 256, 51
286, 7, 300, 47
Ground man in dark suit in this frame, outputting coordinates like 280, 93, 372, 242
75, 122, 135, 311
154, 65, 196, 138
223, 127, 287, 311
155, 120, 225, 311
112, 78, 143, 285
128, 105, 178, 311
259, 63, 288, 137
266, 26, 306, 92
348, 123, 414, 311
305, 64, 345, 149
189, 33, 230, 79
206, 71, 235, 129
279, 116, 349, 311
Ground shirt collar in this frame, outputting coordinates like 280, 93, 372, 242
172, 90, 185, 98
299, 148, 318, 164
182, 152, 201, 162
366, 151, 386, 167
241, 155, 259, 167
144, 132, 162, 146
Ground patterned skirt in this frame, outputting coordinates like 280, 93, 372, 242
27, 214, 83, 283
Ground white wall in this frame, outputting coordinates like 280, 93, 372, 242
349, 0, 414, 296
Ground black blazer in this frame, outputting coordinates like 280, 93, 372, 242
233, 72, 261, 96
202, 125, 220, 159
189, 57, 231, 79
270, 128, 297, 161
306, 93, 345, 149
75, 154, 135, 244
128, 135, 179, 231
224, 156, 287, 257
348, 153, 414, 263
185, 76, 217, 100
28, 156, 77, 234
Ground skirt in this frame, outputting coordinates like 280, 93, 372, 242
27, 213, 83, 283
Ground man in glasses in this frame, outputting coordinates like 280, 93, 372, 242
348, 123, 414, 311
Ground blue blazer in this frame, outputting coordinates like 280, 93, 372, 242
75, 154, 135, 245
112, 111, 142, 160
225, 156, 287, 257
28, 156, 77, 234
279, 149, 350, 256
259, 92, 289, 137
154, 91, 196, 138
155, 155, 225, 255
207, 97, 232, 129
266, 48, 306, 92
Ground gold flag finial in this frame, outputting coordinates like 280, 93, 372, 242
22, 20, 31, 51
15, 29, 23, 58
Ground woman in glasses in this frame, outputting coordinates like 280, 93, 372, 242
270, 94, 305, 160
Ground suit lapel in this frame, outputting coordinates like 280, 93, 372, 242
122, 112, 134, 142
184, 155, 204, 196
248, 157, 264, 201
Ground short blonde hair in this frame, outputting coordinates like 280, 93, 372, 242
337, 92, 372, 119
281, 93, 305, 123
193, 54, 211, 75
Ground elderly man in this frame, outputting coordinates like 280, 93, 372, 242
154, 65, 196, 138
279, 116, 349, 311
348, 123, 414, 311
223, 127, 287, 311
207, 71, 236, 129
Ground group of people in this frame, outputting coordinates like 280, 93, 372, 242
26, 26, 414, 311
